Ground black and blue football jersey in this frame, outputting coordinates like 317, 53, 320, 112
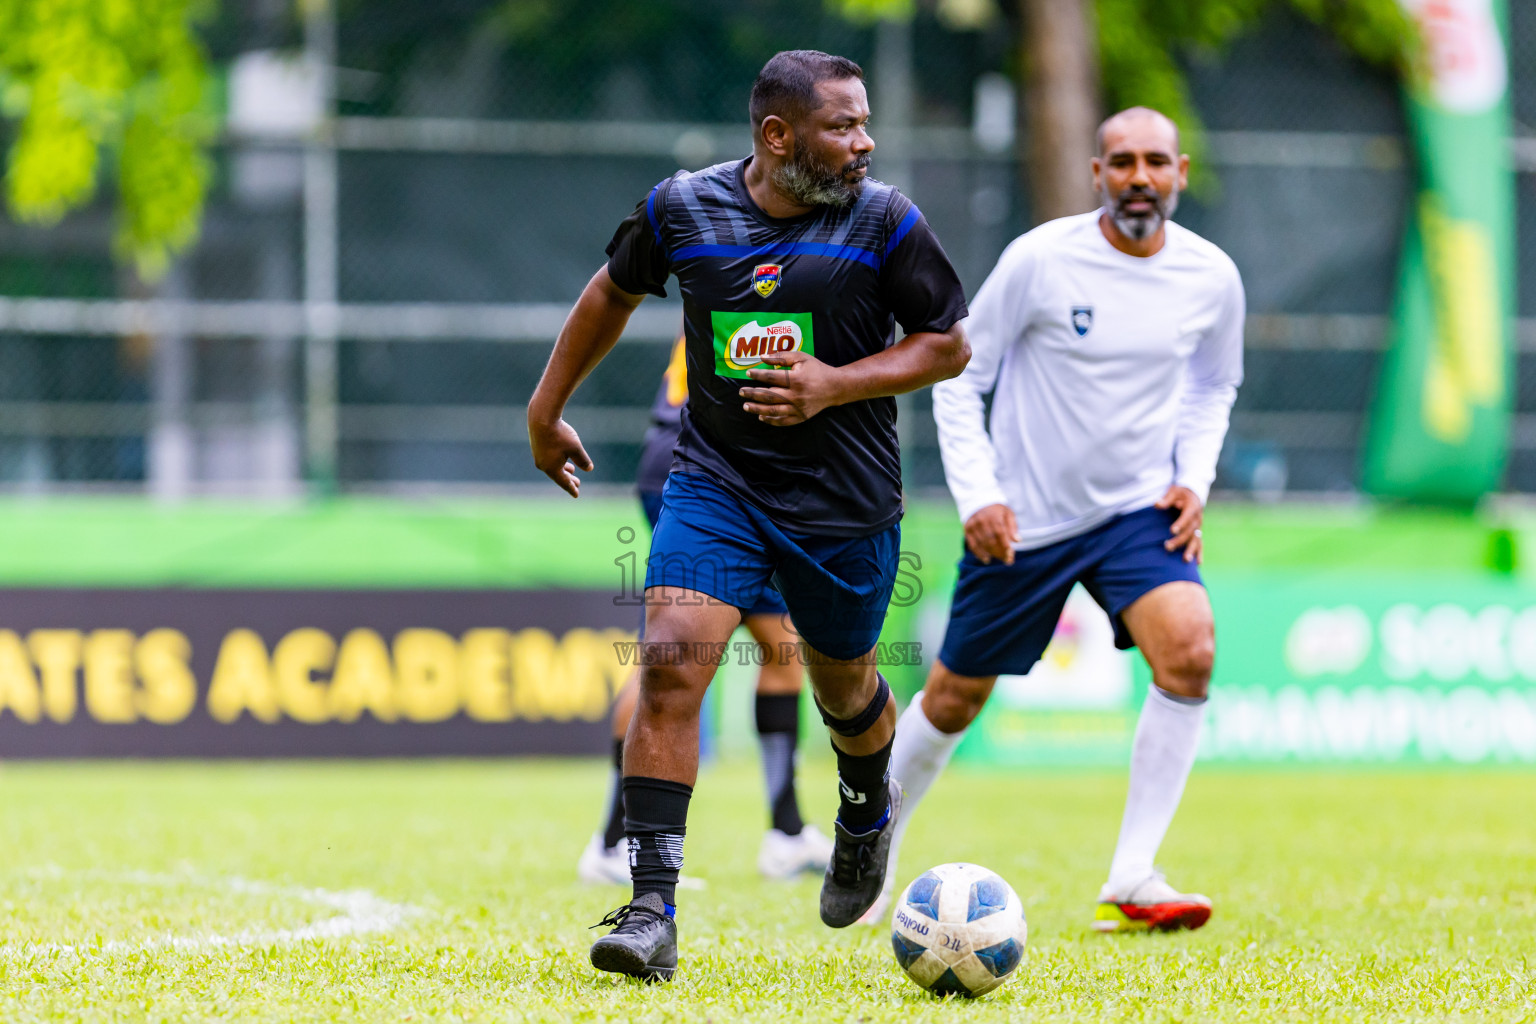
606, 157, 967, 537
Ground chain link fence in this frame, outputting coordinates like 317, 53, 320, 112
2, 1, 1535, 498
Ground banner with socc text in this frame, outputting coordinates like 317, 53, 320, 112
954, 574, 1536, 766
1362, 0, 1516, 501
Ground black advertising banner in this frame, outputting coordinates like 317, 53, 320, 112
0, 589, 634, 757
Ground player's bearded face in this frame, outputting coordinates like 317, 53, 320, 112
772, 137, 870, 208
1102, 180, 1179, 241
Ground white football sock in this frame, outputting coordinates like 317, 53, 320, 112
1106, 684, 1206, 894
884, 691, 967, 895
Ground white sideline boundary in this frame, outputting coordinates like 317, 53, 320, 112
7, 866, 423, 957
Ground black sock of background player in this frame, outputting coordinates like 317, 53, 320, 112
601, 738, 626, 850
623, 776, 692, 910
833, 736, 893, 834
755, 693, 805, 836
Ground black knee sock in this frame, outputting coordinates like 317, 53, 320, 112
816, 675, 894, 834
755, 693, 805, 836
601, 738, 626, 850
832, 737, 894, 834
623, 776, 692, 910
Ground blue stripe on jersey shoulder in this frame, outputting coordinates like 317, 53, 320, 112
645, 185, 665, 251
883, 204, 921, 257
671, 241, 881, 269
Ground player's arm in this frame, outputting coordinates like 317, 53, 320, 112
840, 322, 972, 399
1160, 261, 1246, 562
933, 238, 1032, 565
527, 267, 647, 497
528, 184, 672, 496
738, 324, 968, 425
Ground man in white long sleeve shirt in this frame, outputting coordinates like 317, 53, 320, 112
872, 107, 1244, 932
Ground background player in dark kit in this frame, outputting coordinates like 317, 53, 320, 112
528, 50, 968, 980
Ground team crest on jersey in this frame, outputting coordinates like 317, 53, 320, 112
753, 263, 782, 298
1071, 305, 1093, 336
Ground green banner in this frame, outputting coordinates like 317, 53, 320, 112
953, 572, 1536, 766
1363, 0, 1515, 502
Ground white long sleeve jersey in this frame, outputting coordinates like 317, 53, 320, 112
933, 211, 1245, 550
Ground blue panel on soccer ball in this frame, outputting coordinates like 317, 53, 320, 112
928, 966, 971, 997
905, 871, 943, 920
967, 878, 1010, 921
890, 932, 927, 970
973, 936, 1022, 977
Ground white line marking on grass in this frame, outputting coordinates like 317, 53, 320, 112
9, 867, 424, 957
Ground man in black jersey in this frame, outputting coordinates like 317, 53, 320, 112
528, 49, 969, 981
577, 335, 833, 887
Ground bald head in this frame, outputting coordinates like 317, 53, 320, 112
1096, 107, 1180, 157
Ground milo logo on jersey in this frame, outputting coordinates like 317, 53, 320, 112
710, 311, 815, 379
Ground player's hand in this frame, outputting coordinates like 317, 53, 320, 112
964, 504, 1019, 566
528, 415, 593, 497
1155, 485, 1203, 563
738, 350, 842, 426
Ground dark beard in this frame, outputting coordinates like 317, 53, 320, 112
771, 144, 869, 208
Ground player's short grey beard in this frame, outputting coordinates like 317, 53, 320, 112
772, 146, 867, 208
1102, 184, 1179, 241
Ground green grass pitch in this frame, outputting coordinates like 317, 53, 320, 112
0, 758, 1531, 1022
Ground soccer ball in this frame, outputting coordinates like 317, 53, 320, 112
890, 863, 1027, 997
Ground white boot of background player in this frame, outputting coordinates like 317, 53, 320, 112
577, 831, 634, 886
758, 824, 835, 879
856, 691, 965, 924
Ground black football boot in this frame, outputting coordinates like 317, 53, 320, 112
820, 777, 903, 927
589, 892, 678, 981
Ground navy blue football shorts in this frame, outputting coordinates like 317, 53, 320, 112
936, 505, 1203, 678
643, 472, 899, 660
640, 485, 788, 621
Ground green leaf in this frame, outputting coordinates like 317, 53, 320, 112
827, 0, 915, 24
0, 0, 216, 279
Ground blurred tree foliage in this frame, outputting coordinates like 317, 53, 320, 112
0, 0, 217, 278
834, 0, 1416, 175
1097, 0, 1417, 176
337, 0, 874, 122
0, 0, 1418, 277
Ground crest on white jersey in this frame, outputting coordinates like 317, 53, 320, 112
1071, 305, 1093, 336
